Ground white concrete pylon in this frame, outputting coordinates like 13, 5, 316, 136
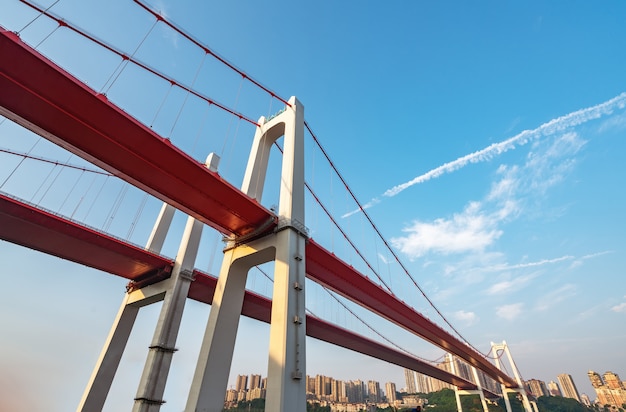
77, 154, 218, 412
491, 341, 533, 412
77, 201, 175, 412
449, 354, 489, 412
185, 96, 307, 412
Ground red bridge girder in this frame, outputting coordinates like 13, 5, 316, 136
0, 28, 274, 238
0, 28, 518, 389
0, 193, 172, 282
0, 192, 489, 394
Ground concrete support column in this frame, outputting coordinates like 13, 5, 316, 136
77, 293, 140, 411
492, 341, 533, 412
450, 354, 488, 412
132, 217, 203, 412
471, 365, 489, 412
265, 224, 307, 411
77, 203, 175, 412
186, 97, 306, 412
185, 239, 275, 412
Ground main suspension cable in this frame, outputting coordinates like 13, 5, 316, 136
17, 0, 259, 127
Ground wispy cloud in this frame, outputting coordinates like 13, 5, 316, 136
496, 303, 524, 320
611, 296, 626, 313
343, 93, 626, 218
392, 129, 587, 259
569, 250, 613, 269
535, 284, 577, 311
453, 310, 478, 326
598, 110, 626, 133
384, 94, 625, 198
487, 273, 539, 295
485, 255, 574, 272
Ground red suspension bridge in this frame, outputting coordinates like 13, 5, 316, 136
0, 2, 533, 411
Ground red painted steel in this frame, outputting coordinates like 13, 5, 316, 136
191, 270, 499, 395
0, 193, 487, 393
0, 28, 274, 238
0, 28, 518, 388
306, 239, 518, 388
0, 193, 172, 281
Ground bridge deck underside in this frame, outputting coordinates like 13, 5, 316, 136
0, 27, 516, 390
0, 192, 489, 393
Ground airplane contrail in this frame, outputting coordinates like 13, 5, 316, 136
384, 92, 626, 197
342, 92, 626, 218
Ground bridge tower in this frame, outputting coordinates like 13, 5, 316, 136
77, 96, 306, 412
77, 154, 219, 412
186, 96, 307, 412
491, 341, 535, 412
449, 354, 490, 412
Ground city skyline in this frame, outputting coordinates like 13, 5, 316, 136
226, 366, 626, 408
1, 1, 626, 411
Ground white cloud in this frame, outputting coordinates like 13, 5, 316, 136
496, 303, 524, 320
598, 110, 626, 133
535, 284, 577, 311
342, 93, 626, 218
377, 253, 389, 264
487, 273, 538, 295
570, 250, 613, 269
453, 310, 478, 326
390, 201, 507, 258
524, 132, 586, 195
486, 255, 574, 272
611, 297, 626, 313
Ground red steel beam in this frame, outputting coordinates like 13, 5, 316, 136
190, 271, 498, 395
0, 28, 517, 388
0, 193, 172, 281
306, 239, 518, 388
0, 28, 274, 238
0, 193, 487, 393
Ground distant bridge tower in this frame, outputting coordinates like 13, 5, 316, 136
77, 96, 307, 412
449, 354, 490, 412
491, 341, 535, 412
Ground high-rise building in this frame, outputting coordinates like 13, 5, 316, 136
416, 372, 432, 393
547, 380, 561, 396
330, 379, 342, 402
405, 369, 417, 394
314, 374, 323, 396
249, 374, 262, 390
477, 371, 500, 395
386, 382, 397, 403
587, 370, 626, 407
580, 393, 591, 407
557, 373, 581, 402
235, 374, 248, 392
306, 375, 316, 394
588, 371, 604, 388
346, 380, 365, 403
335, 380, 348, 403
525, 379, 548, 398
368, 380, 382, 403
603, 371, 624, 390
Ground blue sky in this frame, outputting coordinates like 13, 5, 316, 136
1, 1, 626, 410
